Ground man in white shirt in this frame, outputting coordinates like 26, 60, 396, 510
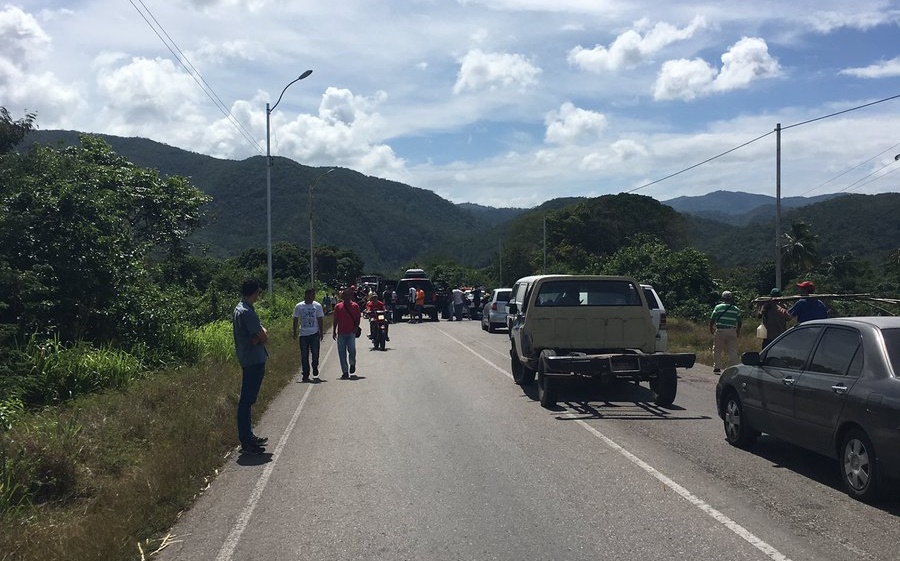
408, 285, 417, 323
452, 287, 465, 321
292, 288, 325, 382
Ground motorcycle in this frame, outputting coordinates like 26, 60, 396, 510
366, 309, 388, 350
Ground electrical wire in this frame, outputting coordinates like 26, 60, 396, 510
128, 0, 264, 154
626, 92, 900, 196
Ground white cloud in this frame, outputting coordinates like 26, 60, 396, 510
840, 56, 900, 78
568, 16, 706, 72
545, 102, 607, 144
654, 36, 780, 101
0, 5, 50, 67
453, 49, 542, 94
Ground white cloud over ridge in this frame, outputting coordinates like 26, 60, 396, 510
545, 102, 607, 144
654, 36, 781, 101
568, 16, 707, 72
453, 49, 542, 94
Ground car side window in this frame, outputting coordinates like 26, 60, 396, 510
763, 326, 822, 370
809, 327, 861, 376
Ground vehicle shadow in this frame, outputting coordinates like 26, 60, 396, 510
521, 378, 710, 420
236, 451, 273, 466
747, 436, 900, 513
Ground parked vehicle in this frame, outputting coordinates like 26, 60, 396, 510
365, 308, 389, 350
715, 317, 900, 502
507, 275, 695, 408
394, 276, 440, 322
641, 284, 668, 352
482, 288, 512, 333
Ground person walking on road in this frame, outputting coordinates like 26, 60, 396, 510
452, 287, 465, 321
408, 285, 417, 323
333, 287, 361, 379
232, 278, 269, 455
709, 290, 742, 374
292, 288, 324, 383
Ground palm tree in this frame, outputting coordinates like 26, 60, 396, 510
781, 221, 819, 275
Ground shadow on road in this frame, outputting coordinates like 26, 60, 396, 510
236, 452, 273, 466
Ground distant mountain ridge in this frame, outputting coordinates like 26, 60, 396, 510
18, 130, 897, 270
664, 190, 844, 225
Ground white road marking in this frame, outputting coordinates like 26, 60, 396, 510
439, 324, 792, 561
215, 343, 334, 561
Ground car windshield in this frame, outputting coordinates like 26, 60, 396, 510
882, 328, 900, 377
535, 280, 642, 307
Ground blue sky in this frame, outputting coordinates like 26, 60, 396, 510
2, 1, 900, 207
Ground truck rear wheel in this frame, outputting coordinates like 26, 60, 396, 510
652, 368, 677, 406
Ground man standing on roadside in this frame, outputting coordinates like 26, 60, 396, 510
232, 278, 269, 455
708, 290, 742, 374
415, 286, 426, 322
333, 287, 361, 379
408, 284, 417, 323
452, 287, 465, 320
292, 288, 324, 383
758, 287, 790, 348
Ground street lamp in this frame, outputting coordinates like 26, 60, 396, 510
266, 69, 313, 302
309, 168, 336, 289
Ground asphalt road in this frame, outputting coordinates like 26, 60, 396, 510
156, 319, 900, 561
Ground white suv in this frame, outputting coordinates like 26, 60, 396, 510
641, 284, 668, 352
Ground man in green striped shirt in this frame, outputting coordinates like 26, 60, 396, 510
708, 291, 742, 373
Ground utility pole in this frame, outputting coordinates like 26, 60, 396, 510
775, 123, 782, 289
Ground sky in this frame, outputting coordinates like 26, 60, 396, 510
2, 1, 900, 208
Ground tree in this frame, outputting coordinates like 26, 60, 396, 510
781, 221, 819, 276
0, 107, 36, 154
0, 134, 210, 346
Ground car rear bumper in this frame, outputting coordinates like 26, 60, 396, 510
542, 351, 695, 380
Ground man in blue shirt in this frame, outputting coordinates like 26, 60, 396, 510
788, 281, 828, 324
232, 278, 269, 455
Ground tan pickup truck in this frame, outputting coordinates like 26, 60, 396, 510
507, 275, 695, 408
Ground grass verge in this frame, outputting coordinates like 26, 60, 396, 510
0, 312, 328, 561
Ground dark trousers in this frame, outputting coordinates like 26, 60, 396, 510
299, 333, 321, 377
237, 362, 266, 446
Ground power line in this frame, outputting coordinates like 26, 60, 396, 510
128, 0, 264, 154
627, 92, 900, 196
797, 141, 900, 197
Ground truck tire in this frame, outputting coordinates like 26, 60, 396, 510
538, 350, 557, 408
652, 367, 677, 406
510, 347, 535, 386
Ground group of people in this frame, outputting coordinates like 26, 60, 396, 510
231, 281, 372, 455
708, 280, 828, 373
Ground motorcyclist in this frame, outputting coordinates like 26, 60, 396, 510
365, 293, 389, 341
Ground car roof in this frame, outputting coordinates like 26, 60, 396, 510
802, 317, 900, 329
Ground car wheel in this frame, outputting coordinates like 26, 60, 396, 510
487, 322, 496, 333
652, 368, 677, 406
840, 428, 879, 502
481, 320, 488, 331
510, 346, 534, 386
537, 350, 557, 408
722, 391, 757, 448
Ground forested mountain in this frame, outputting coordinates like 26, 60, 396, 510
19, 131, 897, 273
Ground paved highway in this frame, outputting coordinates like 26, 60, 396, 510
157, 319, 899, 561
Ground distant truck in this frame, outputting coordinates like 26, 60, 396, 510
393, 269, 445, 322
507, 275, 695, 408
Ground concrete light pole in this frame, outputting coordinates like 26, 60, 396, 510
266, 69, 313, 302
309, 168, 336, 289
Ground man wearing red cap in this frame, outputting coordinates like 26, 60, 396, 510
788, 281, 828, 323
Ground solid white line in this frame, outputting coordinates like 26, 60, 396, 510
215, 343, 334, 561
440, 325, 791, 561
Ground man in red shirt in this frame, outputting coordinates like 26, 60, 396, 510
415, 287, 425, 322
332, 287, 362, 379
365, 293, 390, 341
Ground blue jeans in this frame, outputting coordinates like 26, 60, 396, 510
237, 362, 266, 446
299, 333, 321, 377
336, 333, 356, 374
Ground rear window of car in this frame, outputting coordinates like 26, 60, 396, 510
495, 290, 511, 302
882, 328, 900, 377
642, 288, 660, 310
808, 327, 861, 376
535, 280, 642, 307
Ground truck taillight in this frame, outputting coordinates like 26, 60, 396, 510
659, 313, 667, 330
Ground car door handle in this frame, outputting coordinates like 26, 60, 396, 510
831, 384, 848, 395
782, 377, 796, 386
